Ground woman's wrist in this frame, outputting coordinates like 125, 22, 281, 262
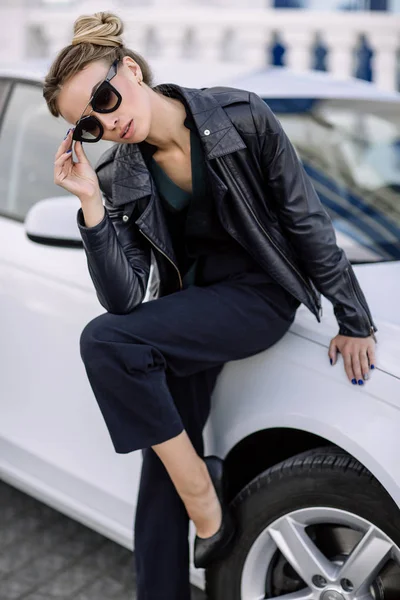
80, 193, 105, 228
79, 190, 103, 205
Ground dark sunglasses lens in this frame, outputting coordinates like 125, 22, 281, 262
78, 117, 101, 141
94, 86, 119, 112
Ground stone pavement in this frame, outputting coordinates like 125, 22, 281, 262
0, 480, 206, 600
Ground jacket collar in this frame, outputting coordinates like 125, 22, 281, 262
111, 84, 246, 207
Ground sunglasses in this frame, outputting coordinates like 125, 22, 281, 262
72, 58, 122, 143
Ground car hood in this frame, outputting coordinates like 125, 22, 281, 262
291, 261, 400, 379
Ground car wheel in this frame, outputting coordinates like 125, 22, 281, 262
206, 446, 400, 599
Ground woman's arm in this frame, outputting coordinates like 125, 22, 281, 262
249, 91, 377, 340
77, 193, 151, 314
54, 132, 150, 314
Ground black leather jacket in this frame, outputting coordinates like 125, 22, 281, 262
77, 84, 377, 339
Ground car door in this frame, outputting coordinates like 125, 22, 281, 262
0, 77, 143, 549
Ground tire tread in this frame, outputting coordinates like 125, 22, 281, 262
232, 445, 380, 509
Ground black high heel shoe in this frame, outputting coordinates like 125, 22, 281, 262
193, 456, 236, 569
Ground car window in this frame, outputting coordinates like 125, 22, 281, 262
0, 82, 114, 221
278, 105, 400, 263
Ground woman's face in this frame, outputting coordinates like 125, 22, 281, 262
58, 56, 152, 144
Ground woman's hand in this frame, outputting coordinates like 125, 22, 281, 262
54, 129, 100, 201
328, 334, 376, 385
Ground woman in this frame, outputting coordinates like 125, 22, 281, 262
44, 11, 377, 599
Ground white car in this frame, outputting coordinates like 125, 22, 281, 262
1, 61, 400, 598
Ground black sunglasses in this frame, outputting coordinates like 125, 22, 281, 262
72, 59, 122, 143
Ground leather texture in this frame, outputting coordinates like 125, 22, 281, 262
77, 83, 378, 338
193, 456, 236, 569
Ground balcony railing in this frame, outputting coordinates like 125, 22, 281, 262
3, 5, 400, 91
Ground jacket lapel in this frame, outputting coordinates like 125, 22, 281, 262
156, 84, 247, 159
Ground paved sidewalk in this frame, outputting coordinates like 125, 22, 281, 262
0, 480, 206, 600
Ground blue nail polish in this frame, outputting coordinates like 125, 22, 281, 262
64, 128, 71, 140
352, 379, 357, 385
67, 149, 72, 154
330, 358, 332, 365
371, 364, 375, 369
358, 379, 364, 385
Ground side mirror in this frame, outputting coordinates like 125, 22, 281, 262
25, 196, 83, 248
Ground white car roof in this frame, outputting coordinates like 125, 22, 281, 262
1, 59, 399, 104
224, 66, 400, 103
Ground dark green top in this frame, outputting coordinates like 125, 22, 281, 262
148, 127, 206, 288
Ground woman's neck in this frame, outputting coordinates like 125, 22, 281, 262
145, 90, 190, 155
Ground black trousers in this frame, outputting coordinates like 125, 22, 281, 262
80, 270, 299, 599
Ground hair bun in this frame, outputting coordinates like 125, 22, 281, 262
71, 12, 124, 47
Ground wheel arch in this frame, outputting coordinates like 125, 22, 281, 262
222, 425, 400, 509
223, 427, 334, 501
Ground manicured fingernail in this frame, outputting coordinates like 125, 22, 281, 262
330, 358, 332, 365
363, 373, 369, 380
64, 128, 71, 140
67, 149, 72, 153
371, 364, 375, 369
352, 379, 357, 385
358, 379, 364, 385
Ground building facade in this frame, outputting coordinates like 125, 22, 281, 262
1, 0, 399, 91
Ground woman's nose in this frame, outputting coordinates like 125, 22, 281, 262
99, 114, 119, 132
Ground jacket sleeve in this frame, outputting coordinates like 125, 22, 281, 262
249, 91, 377, 338
77, 194, 151, 314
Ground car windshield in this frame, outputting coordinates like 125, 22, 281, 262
277, 103, 400, 264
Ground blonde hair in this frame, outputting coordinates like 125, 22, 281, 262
43, 11, 154, 117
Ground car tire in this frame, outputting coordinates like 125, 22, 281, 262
205, 446, 400, 599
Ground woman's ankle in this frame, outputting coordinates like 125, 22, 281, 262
193, 492, 222, 539
182, 478, 222, 538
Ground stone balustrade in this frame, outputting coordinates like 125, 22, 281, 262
3, 3, 400, 91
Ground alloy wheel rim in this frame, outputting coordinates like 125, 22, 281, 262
240, 506, 400, 599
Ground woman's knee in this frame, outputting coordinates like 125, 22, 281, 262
79, 311, 166, 373
79, 312, 118, 363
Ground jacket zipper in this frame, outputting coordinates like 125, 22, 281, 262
139, 229, 183, 291
345, 267, 377, 341
226, 168, 323, 317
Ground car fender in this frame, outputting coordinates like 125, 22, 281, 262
205, 326, 400, 507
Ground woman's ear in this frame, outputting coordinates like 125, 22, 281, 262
122, 56, 140, 78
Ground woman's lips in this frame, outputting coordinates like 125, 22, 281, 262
121, 119, 134, 139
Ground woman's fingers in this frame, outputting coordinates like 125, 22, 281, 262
328, 339, 338, 366
54, 150, 74, 184
330, 335, 376, 385
367, 344, 376, 370
54, 149, 73, 168
55, 128, 74, 161
360, 350, 370, 380
343, 351, 354, 383
74, 140, 90, 164
351, 353, 363, 384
